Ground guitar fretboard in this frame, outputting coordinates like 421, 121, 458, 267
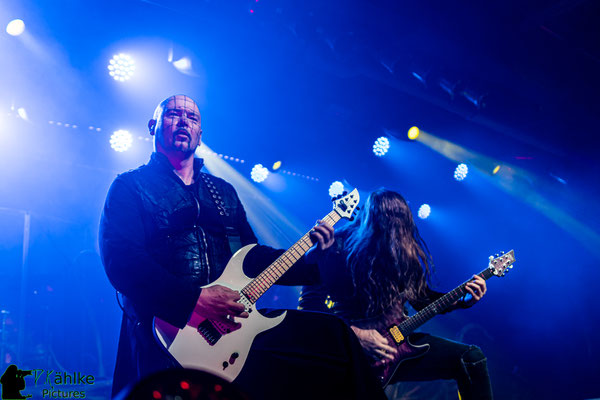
241, 210, 341, 303
397, 268, 495, 336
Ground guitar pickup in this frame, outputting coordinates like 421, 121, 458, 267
197, 320, 222, 346
388, 326, 405, 344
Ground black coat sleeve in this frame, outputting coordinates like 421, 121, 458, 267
99, 175, 201, 329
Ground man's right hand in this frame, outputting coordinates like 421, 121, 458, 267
350, 326, 397, 365
194, 285, 249, 331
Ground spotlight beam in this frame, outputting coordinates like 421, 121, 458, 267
414, 129, 600, 259
198, 145, 304, 248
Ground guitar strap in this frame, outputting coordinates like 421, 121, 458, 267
198, 172, 243, 254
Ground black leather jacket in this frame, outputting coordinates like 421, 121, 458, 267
99, 152, 317, 396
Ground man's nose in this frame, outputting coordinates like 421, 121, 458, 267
177, 116, 189, 126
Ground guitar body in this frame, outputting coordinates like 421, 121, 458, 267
373, 336, 430, 388
152, 190, 362, 382
353, 250, 516, 387
153, 244, 286, 382
352, 306, 429, 388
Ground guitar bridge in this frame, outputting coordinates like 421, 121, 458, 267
197, 320, 222, 346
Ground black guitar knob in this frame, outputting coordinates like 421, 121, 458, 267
231, 352, 239, 359
222, 361, 229, 369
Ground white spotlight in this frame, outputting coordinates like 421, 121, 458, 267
6, 19, 25, 36
328, 181, 345, 198
251, 164, 269, 183
172, 57, 195, 75
417, 204, 431, 219
108, 54, 135, 82
373, 137, 390, 157
110, 130, 133, 152
454, 163, 469, 181
16, 107, 28, 121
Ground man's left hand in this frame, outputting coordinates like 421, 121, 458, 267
462, 274, 487, 307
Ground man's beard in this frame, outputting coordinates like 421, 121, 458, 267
171, 137, 199, 155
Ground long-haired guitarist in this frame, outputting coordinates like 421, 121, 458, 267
99, 95, 386, 399
300, 189, 493, 399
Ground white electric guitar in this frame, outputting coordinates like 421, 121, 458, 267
154, 189, 360, 382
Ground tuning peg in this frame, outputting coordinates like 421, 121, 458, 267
501, 251, 505, 254
342, 191, 348, 196
509, 265, 513, 268
488, 255, 494, 261
355, 206, 361, 210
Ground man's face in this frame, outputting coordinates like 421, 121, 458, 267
151, 95, 202, 156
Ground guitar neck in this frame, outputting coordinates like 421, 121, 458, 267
398, 267, 495, 336
241, 210, 342, 303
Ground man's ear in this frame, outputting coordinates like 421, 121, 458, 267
148, 119, 156, 135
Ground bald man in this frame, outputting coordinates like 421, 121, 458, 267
99, 95, 386, 399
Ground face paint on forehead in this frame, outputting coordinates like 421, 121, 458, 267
153, 95, 199, 121
164, 96, 199, 116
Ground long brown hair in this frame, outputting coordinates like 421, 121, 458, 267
338, 189, 433, 316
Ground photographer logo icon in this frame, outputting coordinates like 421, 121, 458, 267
1, 365, 32, 399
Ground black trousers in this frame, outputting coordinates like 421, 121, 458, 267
391, 333, 493, 400
235, 310, 387, 400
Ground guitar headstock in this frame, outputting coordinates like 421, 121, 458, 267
332, 189, 360, 220
488, 250, 516, 277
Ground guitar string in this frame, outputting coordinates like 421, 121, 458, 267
242, 211, 341, 302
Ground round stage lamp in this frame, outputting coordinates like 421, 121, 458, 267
408, 126, 420, 140
373, 137, 390, 157
110, 130, 133, 152
328, 181, 345, 198
454, 163, 469, 181
6, 19, 25, 36
108, 53, 135, 82
251, 164, 269, 183
417, 204, 431, 219
116, 368, 248, 400
271, 161, 282, 172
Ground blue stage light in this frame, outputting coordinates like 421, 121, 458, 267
417, 204, 431, 219
110, 130, 133, 152
328, 181, 345, 198
108, 54, 135, 82
454, 163, 469, 181
251, 164, 269, 183
373, 137, 390, 157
